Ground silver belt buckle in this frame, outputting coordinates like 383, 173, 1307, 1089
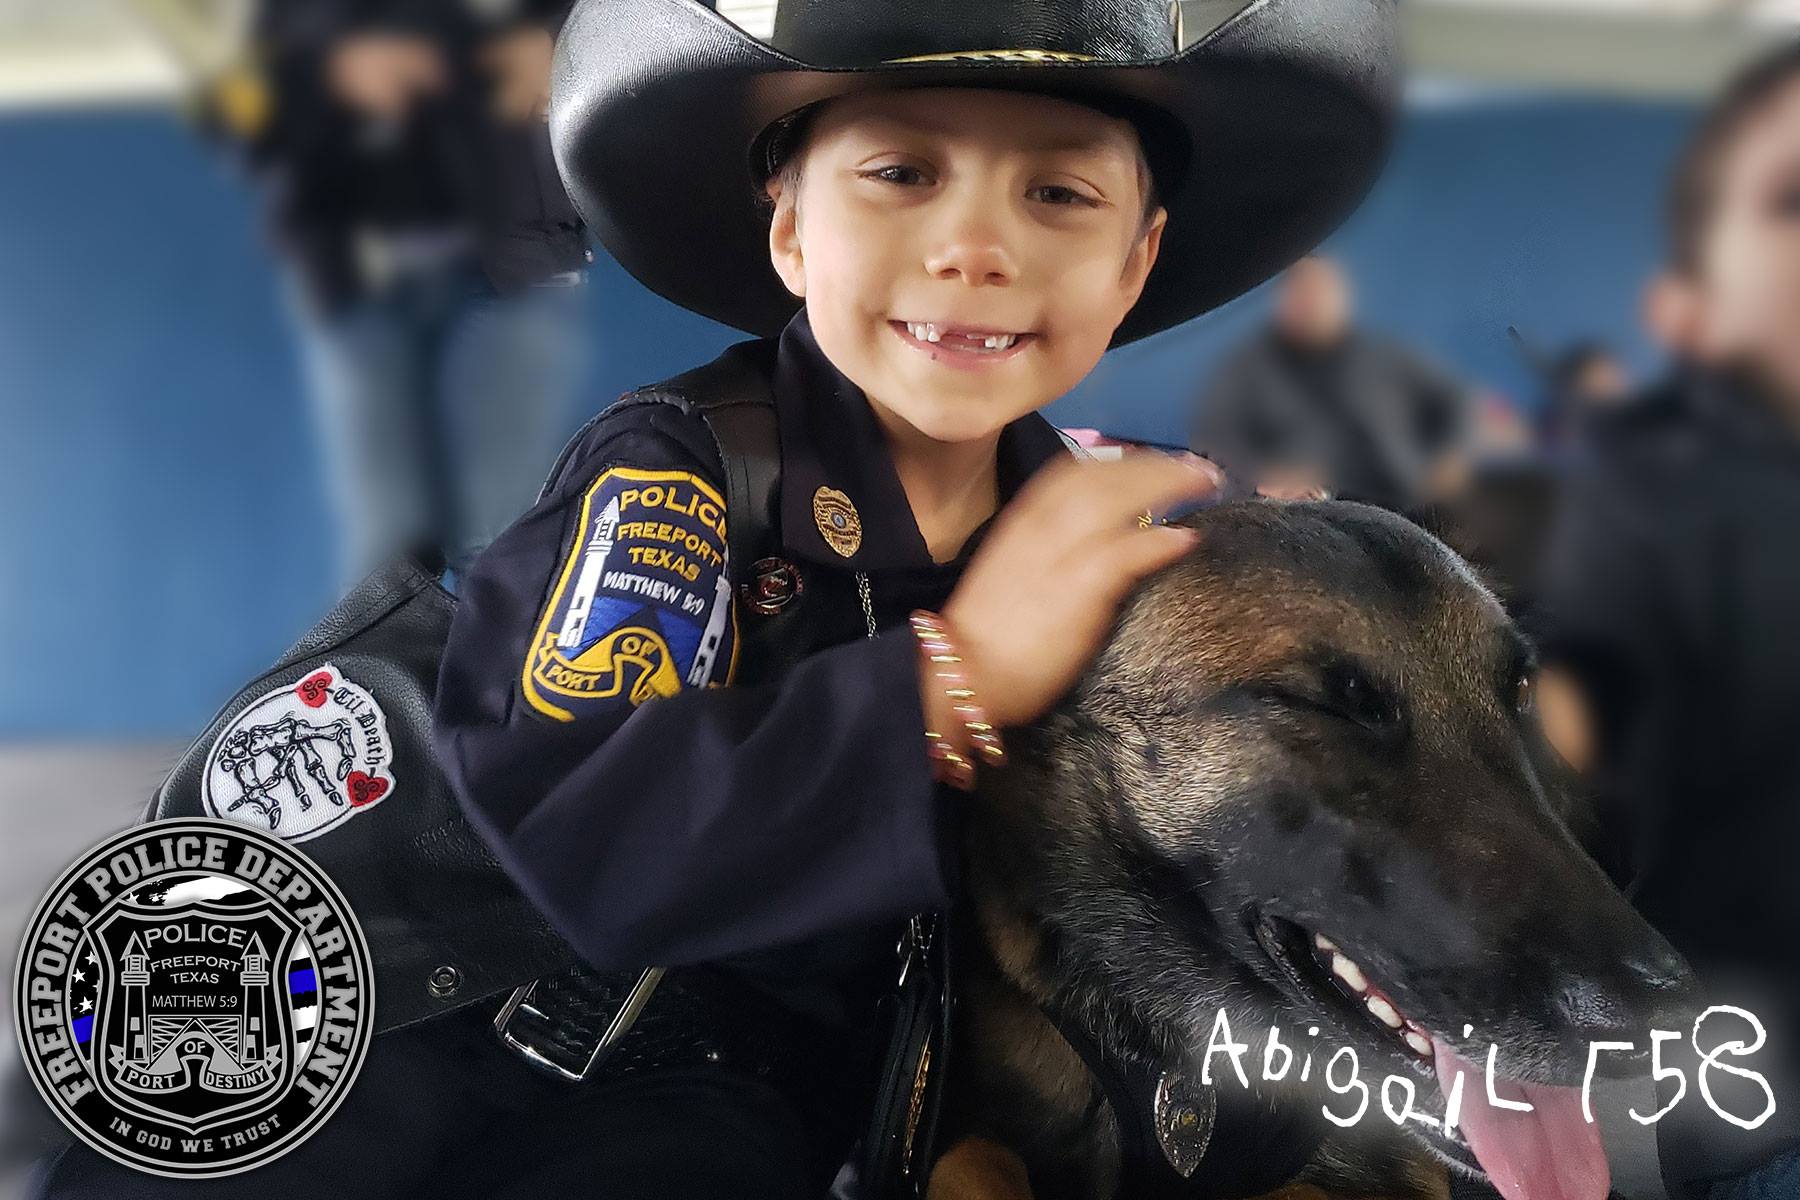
493, 965, 666, 1082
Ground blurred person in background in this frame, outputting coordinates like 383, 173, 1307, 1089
231, 0, 592, 585
1538, 339, 1635, 448
1537, 42, 1800, 1200
1189, 255, 1476, 510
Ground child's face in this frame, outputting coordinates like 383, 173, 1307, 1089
766, 88, 1166, 445
1687, 75, 1800, 403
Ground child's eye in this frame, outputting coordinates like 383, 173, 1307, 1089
862, 164, 929, 186
1029, 184, 1099, 207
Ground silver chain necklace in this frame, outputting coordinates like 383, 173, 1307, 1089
855, 570, 877, 639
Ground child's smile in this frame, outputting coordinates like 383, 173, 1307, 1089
889, 320, 1036, 368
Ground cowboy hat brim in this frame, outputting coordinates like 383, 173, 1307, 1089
550, 0, 1399, 346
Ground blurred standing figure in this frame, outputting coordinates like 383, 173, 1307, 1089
1538, 339, 1634, 448
236, 0, 591, 584
1191, 256, 1475, 510
1538, 43, 1800, 1200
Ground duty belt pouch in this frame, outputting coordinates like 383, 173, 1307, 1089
857, 916, 953, 1200
140, 554, 580, 1036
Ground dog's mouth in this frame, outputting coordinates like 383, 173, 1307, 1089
1253, 914, 1610, 1200
1309, 929, 1440, 1066
1253, 914, 1444, 1095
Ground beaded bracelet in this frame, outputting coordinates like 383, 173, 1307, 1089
909, 610, 1008, 790
909, 612, 980, 790
921, 728, 977, 792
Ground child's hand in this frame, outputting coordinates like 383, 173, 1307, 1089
938, 453, 1220, 730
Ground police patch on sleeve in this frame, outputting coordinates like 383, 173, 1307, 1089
522, 467, 738, 722
201, 663, 397, 842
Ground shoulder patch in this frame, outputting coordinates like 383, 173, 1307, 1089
201, 661, 397, 841
523, 467, 738, 722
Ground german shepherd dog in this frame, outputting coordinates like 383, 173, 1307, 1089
927, 500, 1696, 1200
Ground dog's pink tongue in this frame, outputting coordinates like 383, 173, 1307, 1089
1432, 1038, 1609, 1200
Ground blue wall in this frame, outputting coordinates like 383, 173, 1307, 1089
0, 96, 1694, 736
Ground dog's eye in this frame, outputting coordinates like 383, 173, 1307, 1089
1514, 673, 1535, 716
1322, 663, 1400, 731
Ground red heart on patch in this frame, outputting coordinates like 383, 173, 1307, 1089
346, 772, 389, 806
296, 671, 333, 708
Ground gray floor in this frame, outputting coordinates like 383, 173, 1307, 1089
0, 743, 1672, 1200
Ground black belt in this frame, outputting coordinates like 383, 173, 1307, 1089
491, 962, 829, 1096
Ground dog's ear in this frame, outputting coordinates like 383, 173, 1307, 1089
1406, 500, 1522, 611
1405, 499, 1462, 557
1410, 465, 1562, 620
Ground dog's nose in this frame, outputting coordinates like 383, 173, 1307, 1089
1552, 974, 1638, 1044
1621, 941, 1702, 1030
1552, 942, 1699, 1050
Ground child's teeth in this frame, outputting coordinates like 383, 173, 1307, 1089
904, 323, 1018, 350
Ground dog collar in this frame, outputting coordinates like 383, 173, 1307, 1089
1043, 1001, 1328, 1199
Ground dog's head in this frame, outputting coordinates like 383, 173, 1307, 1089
979, 500, 1696, 1197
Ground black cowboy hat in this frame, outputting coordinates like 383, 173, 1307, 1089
550, 0, 1399, 345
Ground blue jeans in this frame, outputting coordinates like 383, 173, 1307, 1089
1700, 1146, 1800, 1200
290, 259, 591, 587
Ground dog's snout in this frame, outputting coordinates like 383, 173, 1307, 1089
1551, 940, 1700, 1052
1551, 973, 1641, 1044
1621, 940, 1703, 1030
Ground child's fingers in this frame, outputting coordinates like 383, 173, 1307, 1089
1027, 455, 1220, 547
1075, 525, 1201, 607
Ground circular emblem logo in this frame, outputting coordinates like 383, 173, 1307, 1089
12, 818, 375, 1177
742, 557, 805, 615
201, 662, 396, 842
811, 486, 863, 559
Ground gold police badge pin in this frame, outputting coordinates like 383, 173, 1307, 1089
812, 487, 862, 558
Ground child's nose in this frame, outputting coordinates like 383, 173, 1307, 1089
923, 204, 1018, 286
928, 237, 1015, 287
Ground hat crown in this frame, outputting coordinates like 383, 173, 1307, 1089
769, 0, 1183, 66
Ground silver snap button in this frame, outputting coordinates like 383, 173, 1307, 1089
428, 964, 462, 998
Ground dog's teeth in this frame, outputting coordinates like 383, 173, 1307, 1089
1314, 933, 1338, 953
1404, 1030, 1433, 1057
1330, 953, 1368, 993
1366, 995, 1404, 1029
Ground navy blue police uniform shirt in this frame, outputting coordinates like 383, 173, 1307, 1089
433, 308, 1070, 1027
